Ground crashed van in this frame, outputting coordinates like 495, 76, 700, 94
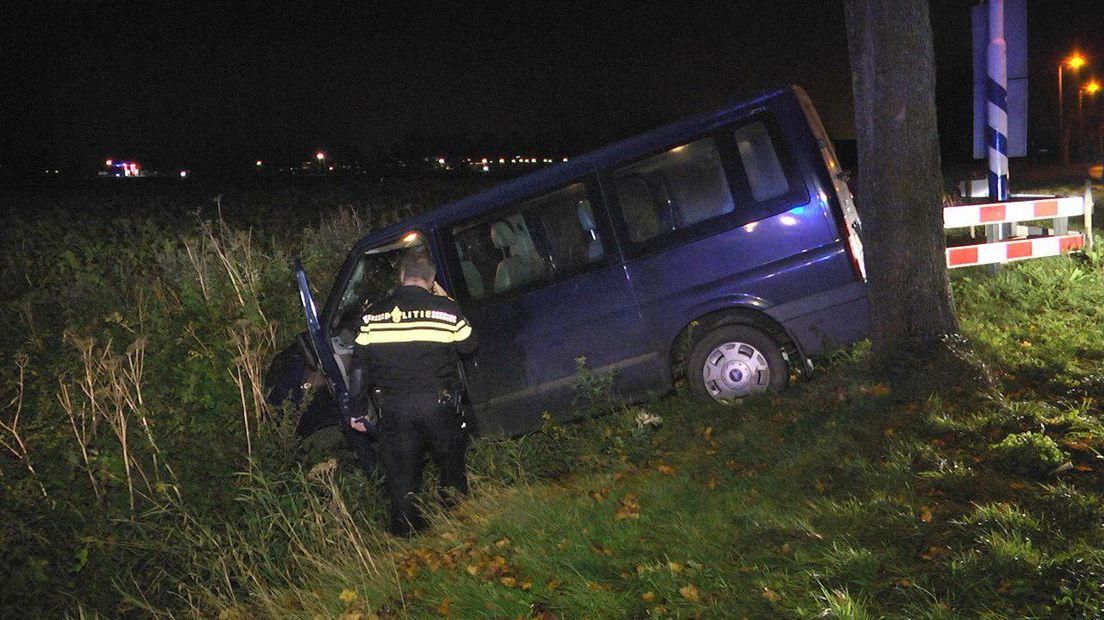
266, 85, 869, 442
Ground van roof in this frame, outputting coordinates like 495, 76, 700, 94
360, 85, 799, 247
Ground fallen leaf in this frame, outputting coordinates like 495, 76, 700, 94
1009, 480, 1027, 490
547, 579, 561, 591
1074, 464, 1094, 472
679, 584, 700, 602
815, 479, 826, 493
436, 597, 451, 616
894, 577, 913, 587
521, 580, 532, 591
1019, 340, 1032, 348
702, 426, 714, 441
997, 578, 1012, 594
339, 589, 358, 604
495, 537, 512, 548
920, 545, 949, 561
590, 488, 610, 503
780, 543, 791, 555
657, 463, 677, 475
919, 506, 933, 523
761, 587, 782, 603
500, 576, 517, 588
614, 493, 641, 520
465, 564, 479, 576
1063, 440, 1093, 452
668, 561, 684, 573
641, 591, 656, 602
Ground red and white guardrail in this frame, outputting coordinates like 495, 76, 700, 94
943, 195, 1090, 269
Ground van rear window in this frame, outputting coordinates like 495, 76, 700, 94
612, 137, 735, 244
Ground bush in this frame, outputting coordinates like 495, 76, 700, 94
989, 432, 1067, 477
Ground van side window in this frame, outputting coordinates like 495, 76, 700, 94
612, 137, 735, 244
452, 182, 605, 300
733, 121, 790, 201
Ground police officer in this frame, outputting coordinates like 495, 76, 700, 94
350, 250, 476, 536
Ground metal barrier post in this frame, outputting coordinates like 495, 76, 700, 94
1086, 178, 1095, 250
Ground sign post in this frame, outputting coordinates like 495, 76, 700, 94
973, 0, 1027, 265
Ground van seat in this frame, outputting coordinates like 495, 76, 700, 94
576, 200, 603, 262
491, 221, 540, 293
461, 261, 485, 298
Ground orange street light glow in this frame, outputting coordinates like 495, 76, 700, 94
1067, 54, 1087, 70
1086, 80, 1102, 94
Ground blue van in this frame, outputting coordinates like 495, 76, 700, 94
273, 85, 869, 438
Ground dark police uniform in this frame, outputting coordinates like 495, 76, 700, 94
353, 284, 476, 535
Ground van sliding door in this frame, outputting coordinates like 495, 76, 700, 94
442, 177, 653, 435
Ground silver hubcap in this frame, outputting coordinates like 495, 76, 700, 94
702, 341, 771, 402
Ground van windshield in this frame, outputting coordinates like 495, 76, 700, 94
330, 232, 426, 337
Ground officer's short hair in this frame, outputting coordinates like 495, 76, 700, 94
400, 250, 436, 283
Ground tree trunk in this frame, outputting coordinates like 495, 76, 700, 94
844, 0, 958, 366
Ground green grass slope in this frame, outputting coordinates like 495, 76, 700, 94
2, 181, 1104, 618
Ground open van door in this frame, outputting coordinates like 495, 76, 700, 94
294, 257, 353, 422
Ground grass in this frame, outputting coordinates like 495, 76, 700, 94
2, 178, 1104, 617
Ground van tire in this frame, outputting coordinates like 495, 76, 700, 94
687, 325, 787, 403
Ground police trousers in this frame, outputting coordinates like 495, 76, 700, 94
377, 391, 469, 536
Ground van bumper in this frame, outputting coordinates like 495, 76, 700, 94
764, 281, 870, 358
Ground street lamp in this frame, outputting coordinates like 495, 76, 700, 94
315, 151, 325, 162
1060, 53, 1088, 163
1079, 80, 1101, 162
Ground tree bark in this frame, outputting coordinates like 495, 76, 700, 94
844, 0, 958, 366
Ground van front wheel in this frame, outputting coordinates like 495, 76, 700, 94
687, 325, 787, 404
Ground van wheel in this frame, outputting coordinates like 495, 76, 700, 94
688, 325, 787, 404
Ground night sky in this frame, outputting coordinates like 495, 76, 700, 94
3, 1, 1103, 175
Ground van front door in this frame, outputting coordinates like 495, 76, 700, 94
444, 181, 655, 435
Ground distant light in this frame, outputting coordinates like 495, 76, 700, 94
256, 160, 263, 166
105, 159, 113, 166
1067, 53, 1087, 70
179, 170, 188, 178
1086, 80, 1102, 95
482, 165, 490, 172
316, 152, 325, 161
438, 157, 446, 165
328, 166, 334, 171
563, 157, 568, 162
402, 231, 421, 244
498, 157, 505, 164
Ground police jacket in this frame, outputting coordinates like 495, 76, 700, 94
353, 285, 477, 394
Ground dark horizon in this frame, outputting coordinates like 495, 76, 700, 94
3, 1, 1103, 176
